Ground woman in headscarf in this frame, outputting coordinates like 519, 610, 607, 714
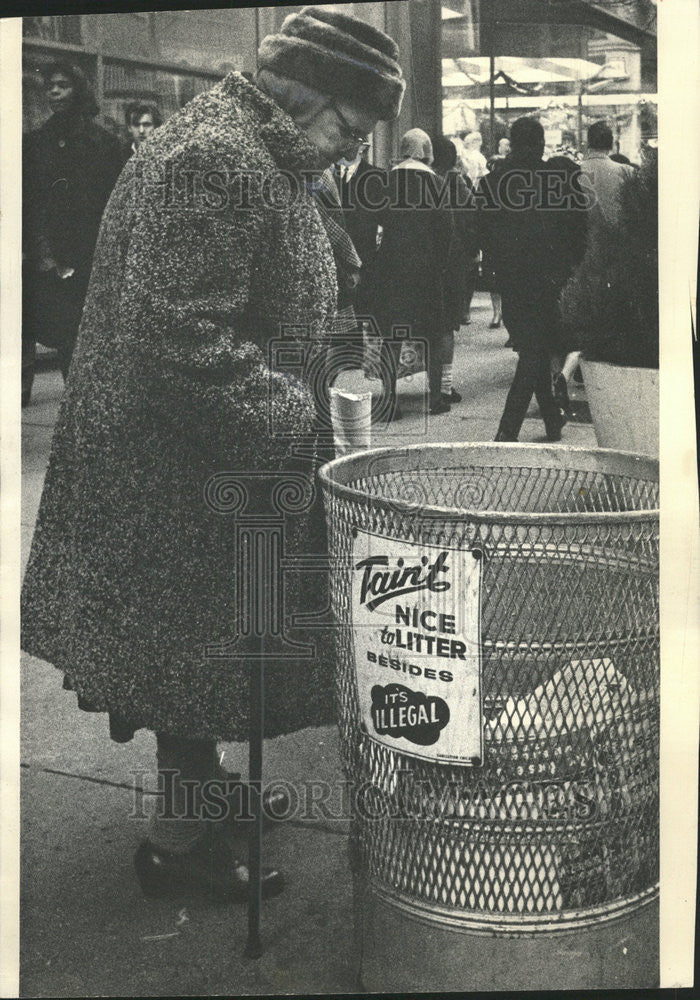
364, 128, 453, 418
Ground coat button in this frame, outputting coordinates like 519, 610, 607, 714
58, 140, 66, 148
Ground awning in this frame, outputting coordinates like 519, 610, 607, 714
479, 0, 656, 49
442, 54, 609, 88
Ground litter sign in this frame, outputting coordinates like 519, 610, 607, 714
351, 530, 483, 765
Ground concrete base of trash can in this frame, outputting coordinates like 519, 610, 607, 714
357, 883, 659, 991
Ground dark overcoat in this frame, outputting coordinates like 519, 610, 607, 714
22, 113, 123, 352
21, 73, 338, 741
339, 160, 388, 320
477, 153, 588, 351
338, 160, 386, 267
437, 167, 477, 333
363, 163, 453, 342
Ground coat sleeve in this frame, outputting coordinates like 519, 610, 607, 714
118, 145, 316, 460
476, 174, 497, 266
98, 129, 128, 212
567, 167, 590, 267
433, 199, 454, 272
22, 130, 53, 264
455, 174, 478, 259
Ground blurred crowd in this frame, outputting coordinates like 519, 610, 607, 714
334, 115, 645, 439
22, 58, 648, 445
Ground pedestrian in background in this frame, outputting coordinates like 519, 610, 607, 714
22, 61, 123, 403
479, 117, 588, 442
124, 101, 162, 158
431, 134, 478, 405
553, 121, 635, 410
486, 135, 510, 173
483, 135, 512, 331
580, 120, 635, 226
460, 129, 488, 186
335, 143, 386, 278
364, 128, 453, 419
458, 129, 488, 324
21, 7, 405, 903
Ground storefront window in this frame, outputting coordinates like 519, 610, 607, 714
23, 16, 82, 45
442, 1, 657, 164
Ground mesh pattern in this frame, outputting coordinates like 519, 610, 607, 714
321, 448, 659, 918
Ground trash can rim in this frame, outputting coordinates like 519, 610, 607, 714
369, 881, 659, 934
318, 442, 658, 524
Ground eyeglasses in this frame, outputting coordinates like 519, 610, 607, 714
331, 102, 370, 147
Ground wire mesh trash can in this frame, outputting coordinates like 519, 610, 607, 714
319, 443, 659, 992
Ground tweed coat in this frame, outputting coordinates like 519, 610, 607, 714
21, 72, 339, 741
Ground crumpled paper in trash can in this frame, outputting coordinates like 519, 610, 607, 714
487, 658, 644, 742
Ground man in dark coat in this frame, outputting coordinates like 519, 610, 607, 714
478, 117, 589, 441
21, 7, 405, 903
335, 148, 387, 279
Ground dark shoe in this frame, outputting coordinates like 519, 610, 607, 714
495, 429, 518, 442
545, 412, 567, 442
442, 388, 462, 404
553, 372, 571, 414
134, 834, 285, 903
573, 365, 584, 384
429, 399, 451, 415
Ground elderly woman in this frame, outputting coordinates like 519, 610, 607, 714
22, 61, 123, 401
21, 7, 404, 902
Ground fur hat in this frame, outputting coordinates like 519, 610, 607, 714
257, 6, 405, 121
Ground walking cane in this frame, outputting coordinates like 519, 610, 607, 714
245, 643, 264, 958
244, 537, 265, 959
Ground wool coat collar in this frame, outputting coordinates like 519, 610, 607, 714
220, 71, 321, 175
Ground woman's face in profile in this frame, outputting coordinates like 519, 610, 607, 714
46, 73, 75, 114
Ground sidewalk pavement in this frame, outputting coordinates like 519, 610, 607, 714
20, 293, 595, 997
